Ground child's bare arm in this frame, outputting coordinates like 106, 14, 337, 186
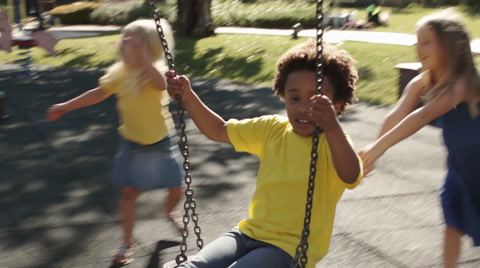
378, 74, 426, 137
325, 126, 362, 184
359, 74, 431, 175
310, 94, 360, 184
47, 87, 113, 121
360, 79, 466, 172
166, 71, 230, 144
145, 64, 167, 90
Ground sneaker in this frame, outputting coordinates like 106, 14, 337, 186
114, 243, 134, 265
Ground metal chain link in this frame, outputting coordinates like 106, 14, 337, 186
291, 0, 324, 267
150, 0, 175, 71
149, 1, 203, 266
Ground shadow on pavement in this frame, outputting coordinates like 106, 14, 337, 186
0, 65, 285, 267
145, 240, 181, 268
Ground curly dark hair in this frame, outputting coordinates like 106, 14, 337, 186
273, 39, 358, 114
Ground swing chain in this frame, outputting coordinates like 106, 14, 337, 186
175, 95, 205, 265
149, 1, 204, 266
291, 129, 320, 268
149, 0, 175, 71
291, 0, 324, 267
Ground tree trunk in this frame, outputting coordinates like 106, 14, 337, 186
177, 0, 214, 37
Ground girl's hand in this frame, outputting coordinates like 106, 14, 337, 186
46, 103, 69, 121
166, 71, 193, 101
310, 94, 339, 132
358, 143, 385, 176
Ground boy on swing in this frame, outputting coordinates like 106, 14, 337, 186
166, 39, 363, 268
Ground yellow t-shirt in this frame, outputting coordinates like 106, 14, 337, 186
227, 114, 362, 267
100, 72, 174, 145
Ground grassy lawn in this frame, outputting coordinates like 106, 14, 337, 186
372, 7, 480, 36
1, 5, 479, 105
0, 34, 417, 104
173, 35, 419, 105
2, 32, 480, 105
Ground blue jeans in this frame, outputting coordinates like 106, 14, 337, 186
178, 229, 293, 268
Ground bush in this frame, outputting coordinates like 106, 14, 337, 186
90, 0, 150, 25
421, 0, 480, 12
213, 1, 317, 28
48, 2, 104, 24
49, 0, 175, 26
460, 0, 480, 13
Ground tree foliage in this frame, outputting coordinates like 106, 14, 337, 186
422, 0, 480, 12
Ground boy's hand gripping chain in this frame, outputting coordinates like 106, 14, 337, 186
149, 2, 204, 266
291, 0, 324, 267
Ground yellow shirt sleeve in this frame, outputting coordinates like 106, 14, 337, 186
226, 115, 282, 156
98, 68, 121, 94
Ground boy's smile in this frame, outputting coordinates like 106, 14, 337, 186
284, 71, 337, 137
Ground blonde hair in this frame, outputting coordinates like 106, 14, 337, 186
99, 19, 174, 96
416, 8, 480, 117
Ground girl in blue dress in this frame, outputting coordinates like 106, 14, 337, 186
359, 9, 480, 268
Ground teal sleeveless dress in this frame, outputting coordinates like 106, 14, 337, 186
439, 102, 480, 246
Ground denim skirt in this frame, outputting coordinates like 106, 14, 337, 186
112, 134, 185, 191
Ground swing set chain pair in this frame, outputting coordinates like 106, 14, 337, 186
149, 1, 204, 266
291, 0, 324, 267
149, 0, 322, 266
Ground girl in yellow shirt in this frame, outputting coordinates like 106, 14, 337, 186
46, 19, 184, 265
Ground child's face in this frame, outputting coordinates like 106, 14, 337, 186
120, 32, 149, 66
284, 71, 340, 137
416, 26, 445, 72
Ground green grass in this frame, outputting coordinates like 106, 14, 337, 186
212, 0, 320, 28
1, 34, 120, 69
375, 6, 480, 36
0, 33, 418, 105
175, 35, 305, 86
2, 33, 480, 105
2, 5, 480, 105
342, 42, 417, 104
173, 35, 420, 105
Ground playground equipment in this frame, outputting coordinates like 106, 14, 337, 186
153, 0, 326, 267
147, 1, 204, 266
0, 0, 57, 78
14, 35, 38, 78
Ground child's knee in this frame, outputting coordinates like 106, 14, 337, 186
121, 186, 141, 201
168, 186, 183, 199
445, 225, 465, 239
